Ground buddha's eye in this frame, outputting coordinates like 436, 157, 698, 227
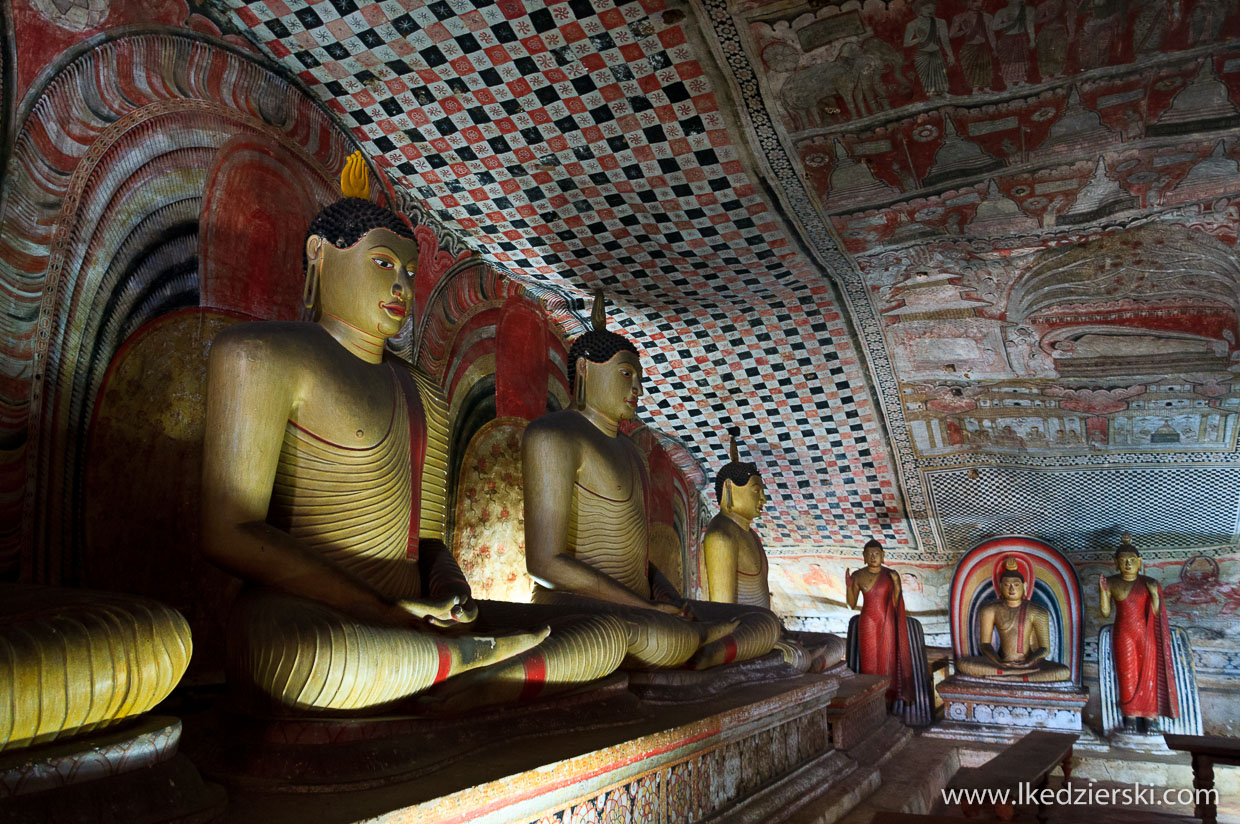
372, 256, 395, 269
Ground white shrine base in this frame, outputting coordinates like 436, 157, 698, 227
925, 675, 1090, 744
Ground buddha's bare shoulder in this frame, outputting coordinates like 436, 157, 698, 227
525, 409, 593, 440
211, 320, 329, 359
208, 322, 340, 386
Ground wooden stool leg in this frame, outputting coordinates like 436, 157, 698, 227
1061, 746, 1073, 781
1194, 753, 1217, 824
1035, 773, 1050, 824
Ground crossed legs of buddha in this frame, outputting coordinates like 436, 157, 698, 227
226, 588, 628, 714
530, 590, 782, 670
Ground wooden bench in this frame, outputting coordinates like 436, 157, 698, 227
1164, 734, 1240, 824
948, 730, 1077, 822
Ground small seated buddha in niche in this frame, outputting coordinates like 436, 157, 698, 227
202, 153, 626, 714
702, 432, 844, 671
956, 558, 1071, 682
846, 539, 915, 702
522, 293, 781, 670
1100, 534, 1178, 733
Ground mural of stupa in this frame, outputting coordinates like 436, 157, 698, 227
1168, 140, 1240, 203
827, 139, 899, 209
1036, 88, 1120, 159
966, 179, 1041, 236
1148, 61, 1240, 136
1058, 157, 1137, 225
922, 116, 1004, 189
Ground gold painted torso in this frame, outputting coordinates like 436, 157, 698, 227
565, 419, 650, 598
991, 603, 1030, 659
268, 365, 420, 600
735, 531, 769, 608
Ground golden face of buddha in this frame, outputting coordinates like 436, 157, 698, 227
999, 574, 1025, 604
311, 227, 417, 340
580, 350, 642, 422
863, 543, 884, 571
1115, 551, 1141, 580
726, 475, 766, 520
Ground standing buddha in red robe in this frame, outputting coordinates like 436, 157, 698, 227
1099, 535, 1179, 733
847, 539, 915, 704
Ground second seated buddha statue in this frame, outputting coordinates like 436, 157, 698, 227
522, 294, 782, 670
955, 558, 1071, 682
201, 154, 627, 714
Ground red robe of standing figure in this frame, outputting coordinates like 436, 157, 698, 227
848, 540, 915, 703
1100, 537, 1178, 725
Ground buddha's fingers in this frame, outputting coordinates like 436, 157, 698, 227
396, 594, 461, 624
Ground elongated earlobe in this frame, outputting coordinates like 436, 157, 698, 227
302, 262, 320, 310
723, 480, 733, 512
574, 359, 587, 408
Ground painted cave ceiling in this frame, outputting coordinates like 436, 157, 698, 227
219, 0, 1240, 558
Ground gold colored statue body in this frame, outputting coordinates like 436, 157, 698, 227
202, 177, 625, 712
523, 318, 780, 670
956, 571, 1070, 682
702, 456, 843, 672
0, 585, 192, 753
704, 475, 770, 608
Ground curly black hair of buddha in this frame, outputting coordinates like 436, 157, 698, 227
566, 329, 640, 391
714, 428, 760, 504
715, 460, 761, 504
304, 197, 415, 265
999, 568, 1026, 584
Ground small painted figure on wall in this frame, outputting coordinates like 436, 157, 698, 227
1099, 534, 1179, 732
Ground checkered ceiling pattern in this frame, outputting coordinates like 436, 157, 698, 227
225, 0, 908, 547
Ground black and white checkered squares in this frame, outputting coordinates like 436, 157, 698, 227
224, 0, 909, 548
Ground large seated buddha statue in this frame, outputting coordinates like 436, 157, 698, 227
201, 154, 626, 714
522, 294, 781, 670
956, 558, 1071, 682
702, 433, 844, 672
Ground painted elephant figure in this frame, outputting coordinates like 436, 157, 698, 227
780, 39, 908, 129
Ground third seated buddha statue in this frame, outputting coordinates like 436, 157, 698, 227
201, 154, 626, 714
956, 558, 1071, 682
522, 294, 781, 670
702, 433, 844, 672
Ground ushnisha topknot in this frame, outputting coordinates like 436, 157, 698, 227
305, 151, 415, 262
999, 556, 1025, 582
567, 288, 640, 391
715, 426, 761, 504
1114, 531, 1140, 559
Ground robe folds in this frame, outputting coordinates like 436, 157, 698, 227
858, 568, 915, 703
1113, 578, 1178, 719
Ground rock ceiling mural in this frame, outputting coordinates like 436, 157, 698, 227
723, 0, 1240, 555
218, 0, 1240, 557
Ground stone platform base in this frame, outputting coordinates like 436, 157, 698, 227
825, 672, 890, 750
929, 675, 1089, 738
194, 663, 852, 823
0, 716, 225, 823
